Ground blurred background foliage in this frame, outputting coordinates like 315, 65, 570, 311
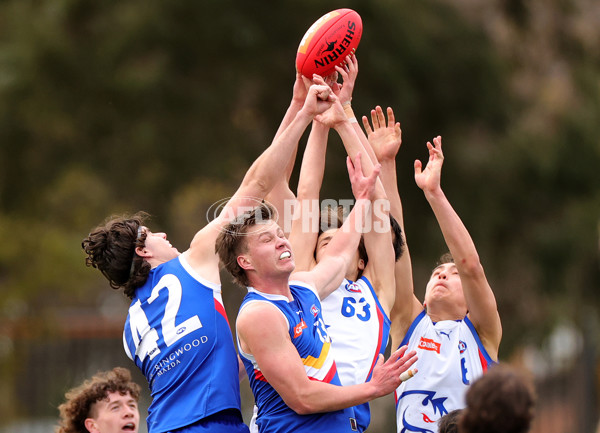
0, 0, 598, 431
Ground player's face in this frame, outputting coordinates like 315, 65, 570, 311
315, 228, 363, 280
243, 221, 294, 276
86, 391, 139, 433
140, 227, 179, 262
424, 263, 466, 310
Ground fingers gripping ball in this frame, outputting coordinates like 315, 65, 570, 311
296, 9, 363, 78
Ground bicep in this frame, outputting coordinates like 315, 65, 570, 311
237, 305, 312, 408
463, 273, 502, 358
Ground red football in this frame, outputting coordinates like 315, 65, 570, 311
296, 9, 363, 78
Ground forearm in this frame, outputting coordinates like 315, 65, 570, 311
289, 379, 379, 414
379, 159, 404, 227
344, 105, 379, 168
335, 121, 387, 200
274, 99, 304, 141
296, 121, 329, 199
275, 100, 304, 180
326, 198, 370, 258
425, 188, 480, 271
239, 110, 313, 198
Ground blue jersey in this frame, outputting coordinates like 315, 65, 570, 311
123, 255, 242, 433
238, 281, 358, 433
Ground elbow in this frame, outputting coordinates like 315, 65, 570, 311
282, 388, 322, 414
284, 396, 316, 415
458, 253, 483, 277
242, 177, 269, 199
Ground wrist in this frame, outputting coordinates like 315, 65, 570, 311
424, 187, 445, 202
296, 107, 317, 126
333, 118, 353, 132
343, 103, 355, 119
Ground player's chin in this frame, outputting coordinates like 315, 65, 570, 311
279, 258, 295, 272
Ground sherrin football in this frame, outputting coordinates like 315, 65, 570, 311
296, 8, 363, 78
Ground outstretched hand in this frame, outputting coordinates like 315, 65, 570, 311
347, 152, 381, 202
334, 54, 359, 105
363, 105, 402, 162
414, 136, 444, 194
369, 345, 418, 398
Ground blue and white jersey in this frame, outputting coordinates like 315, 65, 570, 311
123, 255, 242, 433
394, 310, 496, 433
321, 276, 391, 432
238, 280, 358, 433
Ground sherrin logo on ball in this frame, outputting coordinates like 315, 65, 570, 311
296, 8, 363, 78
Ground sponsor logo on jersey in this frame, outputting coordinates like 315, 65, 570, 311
418, 337, 441, 354
345, 282, 362, 293
458, 340, 467, 354
310, 304, 320, 317
293, 319, 308, 338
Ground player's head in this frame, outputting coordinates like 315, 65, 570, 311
459, 364, 535, 433
315, 206, 365, 279
437, 409, 463, 433
55, 367, 141, 433
315, 206, 404, 280
423, 253, 468, 316
216, 203, 291, 287
82, 213, 151, 299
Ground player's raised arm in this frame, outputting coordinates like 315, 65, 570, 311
293, 153, 380, 300
364, 106, 423, 347
287, 119, 330, 272
415, 136, 502, 360
334, 55, 379, 166
264, 72, 311, 229
184, 82, 335, 281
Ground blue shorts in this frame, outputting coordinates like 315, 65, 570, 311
168, 409, 250, 433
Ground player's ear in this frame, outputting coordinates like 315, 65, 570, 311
357, 258, 365, 271
237, 255, 253, 271
84, 418, 99, 433
136, 246, 150, 258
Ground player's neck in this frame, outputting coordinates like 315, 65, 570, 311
248, 273, 293, 300
427, 304, 466, 323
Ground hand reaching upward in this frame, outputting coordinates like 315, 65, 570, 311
414, 136, 444, 195
363, 105, 402, 163
347, 152, 381, 203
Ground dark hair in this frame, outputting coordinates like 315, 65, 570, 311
459, 364, 535, 433
216, 203, 276, 287
437, 409, 463, 433
389, 214, 404, 261
55, 367, 141, 433
318, 206, 405, 272
82, 212, 150, 299
436, 252, 454, 266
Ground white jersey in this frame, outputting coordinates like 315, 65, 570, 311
395, 310, 495, 433
321, 276, 391, 431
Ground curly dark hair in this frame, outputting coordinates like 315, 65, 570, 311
215, 203, 276, 287
82, 212, 151, 299
55, 367, 141, 433
459, 364, 535, 433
